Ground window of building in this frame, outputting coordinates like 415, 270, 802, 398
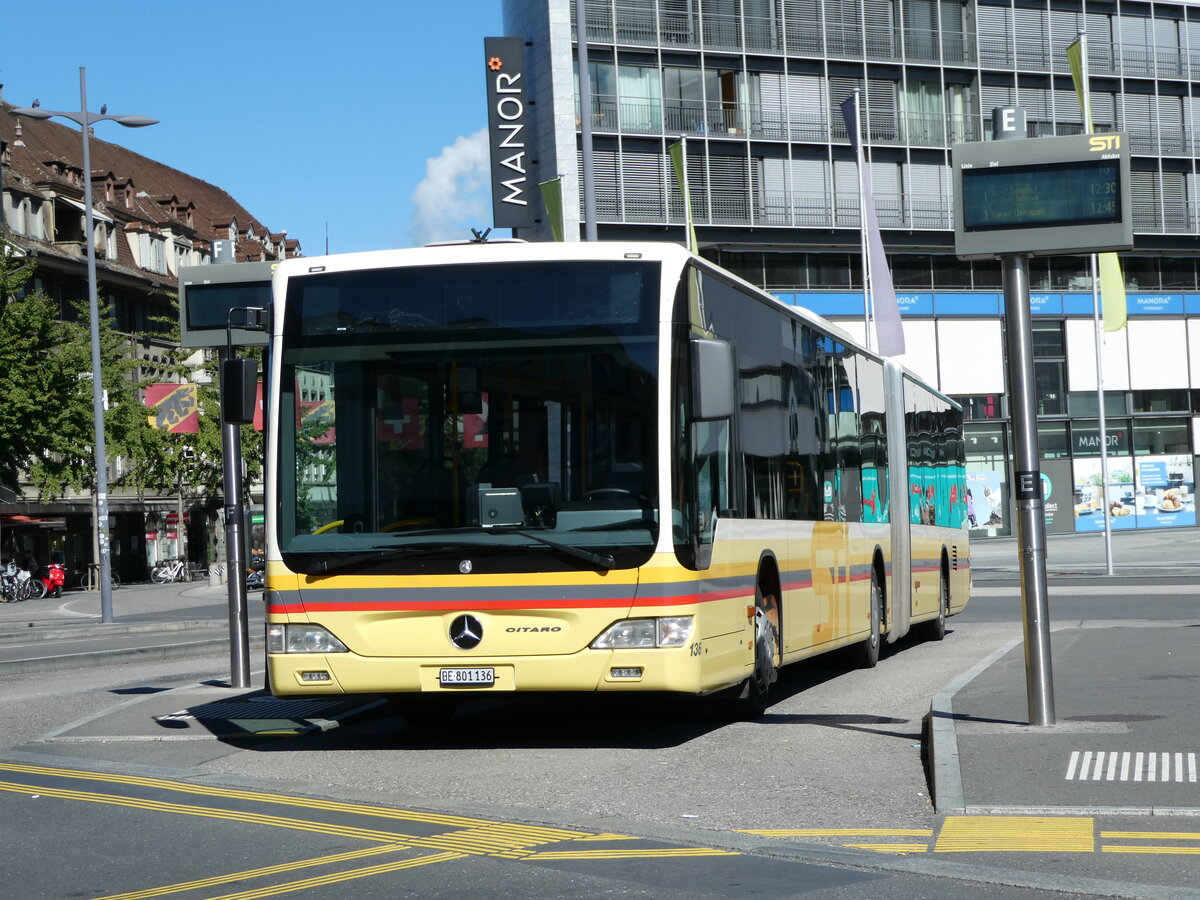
1068, 391, 1127, 417
972, 258, 1003, 289
893, 255, 932, 288
1037, 421, 1070, 459
1072, 418, 1132, 456
1035, 361, 1066, 415
958, 394, 1004, 420
1161, 256, 1195, 288
810, 253, 855, 289
1132, 390, 1189, 414
932, 254, 971, 288
1031, 321, 1064, 357
1133, 417, 1190, 455
1049, 256, 1091, 291
1122, 255, 1159, 290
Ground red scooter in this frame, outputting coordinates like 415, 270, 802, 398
40, 562, 66, 598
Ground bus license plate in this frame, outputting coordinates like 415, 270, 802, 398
439, 667, 495, 687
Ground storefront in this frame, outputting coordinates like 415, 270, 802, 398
964, 414, 1197, 539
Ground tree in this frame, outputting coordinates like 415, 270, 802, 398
119, 297, 264, 511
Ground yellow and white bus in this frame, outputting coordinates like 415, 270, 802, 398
265, 241, 969, 719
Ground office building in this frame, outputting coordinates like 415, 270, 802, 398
504, 0, 1200, 536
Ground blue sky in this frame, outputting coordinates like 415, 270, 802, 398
0, 1, 504, 255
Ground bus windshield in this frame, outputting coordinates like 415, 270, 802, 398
277, 259, 661, 573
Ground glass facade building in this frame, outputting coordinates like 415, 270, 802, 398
503, 0, 1200, 537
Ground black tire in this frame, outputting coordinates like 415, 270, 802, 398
923, 570, 949, 642
855, 572, 882, 669
712, 584, 780, 721
28, 579, 47, 600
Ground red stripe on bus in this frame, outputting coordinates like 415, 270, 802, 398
268, 587, 750, 615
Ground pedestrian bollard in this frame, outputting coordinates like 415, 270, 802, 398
209, 563, 226, 588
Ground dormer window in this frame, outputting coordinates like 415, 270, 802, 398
124, 186, 132, 208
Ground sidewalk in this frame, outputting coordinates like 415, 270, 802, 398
0, 578, 263, 674
931, 526, 1200, 815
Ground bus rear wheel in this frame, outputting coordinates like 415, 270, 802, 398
713, 585, 779, 721
854, 573, 882, 669
923, 571, 949, 641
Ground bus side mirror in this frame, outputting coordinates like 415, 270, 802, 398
691, 337, 735, 420
221, 357, 258, 425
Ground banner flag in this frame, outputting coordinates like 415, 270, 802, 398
539, 177, 564, 242
840, 95, 904, 357
1066, 35, 1127, 333
145, 383, 199, 433
668, 138, 699, 254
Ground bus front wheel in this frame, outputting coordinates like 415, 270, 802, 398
713, 586, 779, 721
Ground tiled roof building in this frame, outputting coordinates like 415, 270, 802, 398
1, 91, 299, 580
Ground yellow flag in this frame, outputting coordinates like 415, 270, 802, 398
538, 177, 564, 242
1066, 35, 1127, 332
1098, 253, 1127, 332
668, 138, 699, 254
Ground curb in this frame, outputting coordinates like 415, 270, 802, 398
1, 635, 264, 675
0, 620, 226, 644
927, 636, 1022, 814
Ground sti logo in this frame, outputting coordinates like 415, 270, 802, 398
1089, 134, 1121, 152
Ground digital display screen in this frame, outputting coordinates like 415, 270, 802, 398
961, 159, 1121, 232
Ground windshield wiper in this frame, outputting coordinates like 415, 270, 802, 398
299, 544, 464, 577
501, 529, 615, 570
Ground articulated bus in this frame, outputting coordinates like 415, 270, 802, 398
265, 241, 969, 719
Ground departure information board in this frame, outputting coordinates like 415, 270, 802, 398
952, 133, 1132, 259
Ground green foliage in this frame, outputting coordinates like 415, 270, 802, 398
116, 297, 264, 507
0, 234, 262, 504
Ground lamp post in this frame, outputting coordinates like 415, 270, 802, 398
8, 68, 157, 624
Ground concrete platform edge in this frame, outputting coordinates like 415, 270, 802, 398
928, 636, 1022, 814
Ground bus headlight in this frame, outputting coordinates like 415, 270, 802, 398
267, 624, 349, 654
591, 616, 693, 649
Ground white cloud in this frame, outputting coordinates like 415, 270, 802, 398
409, 129, 490, 246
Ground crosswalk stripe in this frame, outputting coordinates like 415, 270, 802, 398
1066, 751, 1197, 782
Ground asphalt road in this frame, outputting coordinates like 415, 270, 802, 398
3, 568, 1199, 897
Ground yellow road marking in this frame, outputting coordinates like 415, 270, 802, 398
0, 762, 532, 832
196, 852, 465, 900
1103, 846, 1200, 855
572, 832, 639, 841
739, 828, 933, 837
935, 817, 1094, 853
1101, 831, 1200, 840
843, 843, 929, 854
525, 848, 738, 860
94, 844, 414, 900
0, 780, 419, 842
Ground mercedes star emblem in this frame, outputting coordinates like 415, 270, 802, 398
449, 614, 483, 649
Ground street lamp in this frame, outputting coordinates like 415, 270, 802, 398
8, 67, 157, 624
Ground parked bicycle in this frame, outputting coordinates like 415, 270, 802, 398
1, 561, 37, 602
150, 557, 194, 584
76, 564, 122, 591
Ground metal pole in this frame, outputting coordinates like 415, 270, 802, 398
575, 0, 597, 241
1077, 30, 1115, 576
79, 68, 115, 624
1002, 254, 1056, 726
851, 89, 873, 351
220, 350, 251, 689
